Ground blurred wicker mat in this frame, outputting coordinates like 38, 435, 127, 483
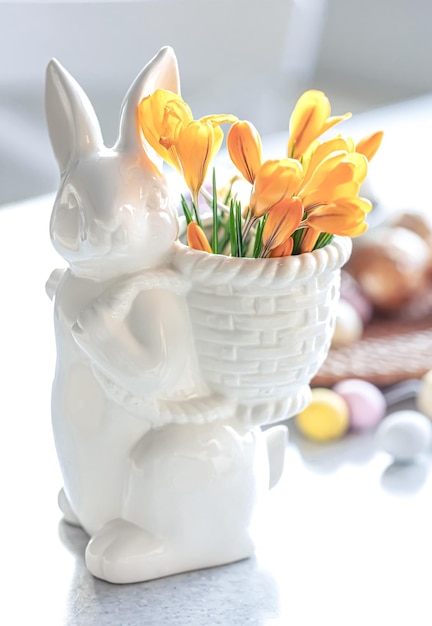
313, 291, 432, 387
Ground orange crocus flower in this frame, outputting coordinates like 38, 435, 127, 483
299, 227, 321, 253
187, 221, 212, 253
176, 121, 224, 200
227, 120, 262, 184
269, 237, 294, 258
261, 197, 304, 257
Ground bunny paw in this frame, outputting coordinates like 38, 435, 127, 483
85, 519, 166, 584
58, 488, 81, 527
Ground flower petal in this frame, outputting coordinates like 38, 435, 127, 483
269, 236, 294, 257
320, 112, 352, 135
305, 200, 368, 236
262, 197, 304, 251
344, 152, 368, 184
288, 90, 331, 158
200, 113, 238, 126
187, 221, 212, 252
299, 228, 320, 253
308, 181, 360, 205
356, 131, 384, 161
302, 137, 350, 187
250, 158, 304, 217
300, 150, 347, 197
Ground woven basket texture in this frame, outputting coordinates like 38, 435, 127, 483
171, 237, 352, 423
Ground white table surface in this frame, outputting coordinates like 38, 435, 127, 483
2, 95, 432, 626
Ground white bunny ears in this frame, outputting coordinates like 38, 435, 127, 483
45, 46, 180, 173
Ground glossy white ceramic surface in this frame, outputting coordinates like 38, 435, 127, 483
4, 92, 432, 623
45, 47, 350, 584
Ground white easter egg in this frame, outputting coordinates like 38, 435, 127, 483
331, 299, 363, 348
376, 410, 432, 462
417, 370, 432, 419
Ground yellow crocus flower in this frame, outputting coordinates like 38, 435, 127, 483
139, 89, 192, 171
227, 120, 262, 184
139, 89, 237, 201
287, 90, 351, 159
250, 158, 304, 218
305, 197, 371, 237
187, 221, 212, 253
176, 120, 224, 200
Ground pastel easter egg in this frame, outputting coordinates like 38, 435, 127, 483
340, 271, 373, 324
417, 370, 432, 419
295, 388, 349, 442
375, 410, 432, 462
331, 300, 363, 348
333, 379, 386, 431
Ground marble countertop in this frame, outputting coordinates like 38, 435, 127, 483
3, 94, 432, 625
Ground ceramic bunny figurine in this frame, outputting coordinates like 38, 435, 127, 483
46, 47, 287, 584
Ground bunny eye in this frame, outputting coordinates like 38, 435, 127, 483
66, 191, 87, 241
65, 192, 87, 241
51, 187, 88, 251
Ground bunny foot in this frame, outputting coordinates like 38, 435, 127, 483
85, 519, 166, 584
58, 488, 81, 527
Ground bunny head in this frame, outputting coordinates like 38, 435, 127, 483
46, 47, 180, 280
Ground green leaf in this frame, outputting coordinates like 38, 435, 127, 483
314, 232, 334, 250
253, 216, 266, 258
235, 200, 244, 257
191, 199, 203, 229
229, 199, 237, 256
291, 226, 304, 254
223, 186, 232, 205
181, 195, 193, 225
211, 168, 219, 254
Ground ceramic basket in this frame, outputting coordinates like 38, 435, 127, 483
171, 235, 352, 427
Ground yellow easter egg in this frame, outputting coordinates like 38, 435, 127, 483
296, 388, 349, 441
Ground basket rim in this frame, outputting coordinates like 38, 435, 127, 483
171, 236, 352, 288
173, 235, 351, 264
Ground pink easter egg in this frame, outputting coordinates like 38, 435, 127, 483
333, 379, 386, 431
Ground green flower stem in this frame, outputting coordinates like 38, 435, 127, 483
192, 193, 203, 228
229, 201, 237, 256
180, 195, 193, 225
